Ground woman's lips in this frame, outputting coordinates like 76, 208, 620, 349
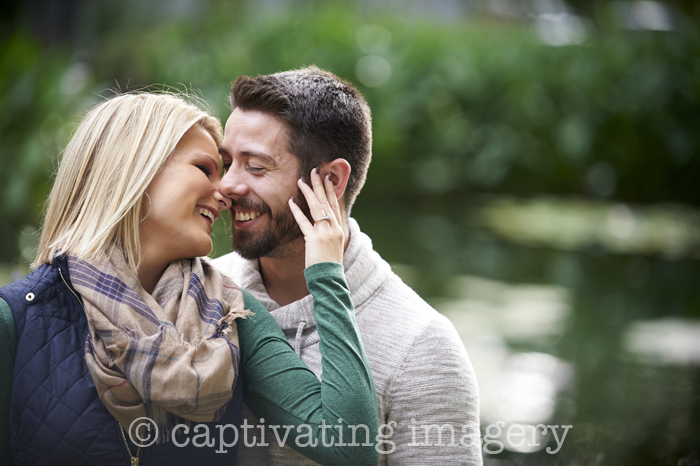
196, 206, 216, 227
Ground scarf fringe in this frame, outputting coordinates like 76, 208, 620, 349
156, 412, 182, 444
217, 308, 252, 337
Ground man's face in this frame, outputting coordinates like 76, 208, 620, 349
219, 108, 309, 260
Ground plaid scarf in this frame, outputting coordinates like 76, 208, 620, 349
68, 251, 251, 443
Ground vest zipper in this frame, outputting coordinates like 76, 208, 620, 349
59, 266, 143, 466
119, 423, 142, 466
58, 267, 84, 311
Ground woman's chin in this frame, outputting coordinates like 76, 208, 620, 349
174, 239, 214, 260
194, 240, 214, 258
205, 237, 215, 257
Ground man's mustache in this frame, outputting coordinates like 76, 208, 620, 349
230, 198, 272, 214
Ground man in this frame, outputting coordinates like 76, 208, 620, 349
215, 66, 482, 465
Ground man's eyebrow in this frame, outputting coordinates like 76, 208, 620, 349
217, 147, 278, 167
240, 150, 278, 167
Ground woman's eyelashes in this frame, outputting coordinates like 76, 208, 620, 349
196, 158, 223, 178
197, 165, 213, 176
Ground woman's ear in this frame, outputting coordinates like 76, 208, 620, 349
325, 158, 352, 201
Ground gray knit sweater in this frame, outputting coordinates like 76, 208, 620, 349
213, 219, 483, 465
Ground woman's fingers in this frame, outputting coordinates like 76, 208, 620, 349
292, 167, 345, 267
297, 175, 322, 215
310, 168, 330, 207
288, 197, 315, 236
298, 168, 334, 225
309, 168, 334, 226
323, 174, 342, 228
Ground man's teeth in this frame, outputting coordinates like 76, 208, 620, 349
235, 211, 262, 221
197, 207, 215, 222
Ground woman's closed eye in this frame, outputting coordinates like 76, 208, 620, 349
197, 165, 213, 176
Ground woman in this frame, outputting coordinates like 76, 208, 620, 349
0, 93, 378, 465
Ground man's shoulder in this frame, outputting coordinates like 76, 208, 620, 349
360, 272, 453, 328
355, 271, 477, 426
355, 272, 465, 358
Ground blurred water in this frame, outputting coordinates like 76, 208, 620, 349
354, 194, 700, 464
3, 192, 697, 464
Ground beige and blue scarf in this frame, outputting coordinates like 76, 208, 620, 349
68, 251, 251, 442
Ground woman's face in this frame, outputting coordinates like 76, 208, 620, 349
139, 125, 231, 265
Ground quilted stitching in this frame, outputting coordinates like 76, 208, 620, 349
6, 265, 124, 465
2, 260, 244, 465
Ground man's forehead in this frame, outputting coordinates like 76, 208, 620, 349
223, 109, 297, 165
225, 108, 285, 132
226, 111, 280, 142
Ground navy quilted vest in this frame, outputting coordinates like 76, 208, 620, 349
0, 256, 243, 466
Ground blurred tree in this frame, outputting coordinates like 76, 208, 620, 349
567, 0, 700, 22
1, 0, 699, 261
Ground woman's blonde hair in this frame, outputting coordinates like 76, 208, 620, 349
33, 92, 222, 272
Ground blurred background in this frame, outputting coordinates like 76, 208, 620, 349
1, 0, 699, 463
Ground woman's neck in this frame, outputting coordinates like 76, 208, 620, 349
137, 254, 169, 294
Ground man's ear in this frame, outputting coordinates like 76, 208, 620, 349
324, 158, 351, 201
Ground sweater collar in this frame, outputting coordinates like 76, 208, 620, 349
233, 218, 392, 331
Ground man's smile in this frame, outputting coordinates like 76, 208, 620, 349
232, 207, 266, 230
234, 210, 263, 222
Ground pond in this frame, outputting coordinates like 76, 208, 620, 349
3, 193, 698, 464
353, 194, 700, 465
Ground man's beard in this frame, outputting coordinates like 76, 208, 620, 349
231, 189, 311, 260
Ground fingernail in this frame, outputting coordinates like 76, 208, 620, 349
315, 167, 320, 175
300, 176, 306, 183
290, 196, 296, 203
327, 174, 332, 181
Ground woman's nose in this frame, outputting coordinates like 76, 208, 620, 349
215, 188, 232, 211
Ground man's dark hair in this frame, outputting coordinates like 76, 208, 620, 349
230, 66, 372, 211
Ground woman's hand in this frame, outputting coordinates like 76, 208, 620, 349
288, 168, 345, 268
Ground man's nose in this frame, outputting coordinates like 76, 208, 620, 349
219, 167, 250, 199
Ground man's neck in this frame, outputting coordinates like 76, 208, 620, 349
258, 218, 351, 307
258, 238, 309, 307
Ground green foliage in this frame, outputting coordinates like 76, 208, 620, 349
0, 33, 93, 261
1, 3, 699, 262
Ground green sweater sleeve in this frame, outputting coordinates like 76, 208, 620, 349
237, 262, 378, 466
0, 298, 16, 466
